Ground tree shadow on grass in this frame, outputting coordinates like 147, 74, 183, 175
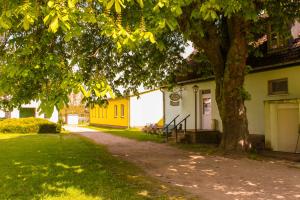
0, 134, 179, 200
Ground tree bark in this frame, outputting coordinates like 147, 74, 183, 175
179, 14, 250, 151
217, 17, 250, 151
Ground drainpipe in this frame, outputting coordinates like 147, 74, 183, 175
160, 88, 166, 126
192, 85, 199, 132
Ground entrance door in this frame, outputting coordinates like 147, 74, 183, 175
201, 92, 212, 130
277, 104, 299, 152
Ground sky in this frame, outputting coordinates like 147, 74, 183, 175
182, 41, 194, 58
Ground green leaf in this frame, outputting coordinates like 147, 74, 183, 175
47, 1, 55, 8
136, 0, 144, 8
68, 0, 77, 8
158, 19, 166, 29
0, 17, 11, 29
115, 0, 121, 13
49, 16, 59, 33
106, 0, 115, 10
80, 85, 91, 97
23, 16, 30, 30
43, 14, 51, 24
149, 33, 155, 43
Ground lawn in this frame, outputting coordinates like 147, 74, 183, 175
86, 126, 165, 143
0, 134, 184, 200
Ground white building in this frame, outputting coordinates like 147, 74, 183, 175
0, 101, 59, 123
163, 49, 300, 153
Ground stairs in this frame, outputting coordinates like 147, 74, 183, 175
166, 130, 221, 144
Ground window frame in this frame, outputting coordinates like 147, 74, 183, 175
114, 105, 118, 118
268, 78, 288, 95
120, 104, 125, 118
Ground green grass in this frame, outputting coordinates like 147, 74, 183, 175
86, 126, 165, 143
0, 134, 186, 200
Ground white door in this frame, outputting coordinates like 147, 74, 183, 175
277, 104, 299, 152
67, 114, 79, 125
201, 93, 212, 130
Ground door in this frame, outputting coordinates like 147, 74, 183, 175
277, 104, 299, 152
201, 92, 212, 130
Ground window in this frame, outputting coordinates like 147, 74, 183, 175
121, 104, 125, 118
105, 108, 108, 118
98, 107, 101, 118
268, 78, 288, 95
19, 108, 35, 118
114, 105, 118, 118
102, 108, 104, 118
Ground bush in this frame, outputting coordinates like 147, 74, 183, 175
142, 124, 162, 135
0, 117, 61, 134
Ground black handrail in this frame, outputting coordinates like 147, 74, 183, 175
174, 114, 190, 143
163, 115, 180, 142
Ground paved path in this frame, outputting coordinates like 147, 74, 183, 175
65, 126, 300, 200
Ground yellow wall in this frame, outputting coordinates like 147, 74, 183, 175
90, 98, 129, 127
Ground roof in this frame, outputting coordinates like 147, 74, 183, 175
176, 42, 300, 85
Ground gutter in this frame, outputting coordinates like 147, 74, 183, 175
174, 60, 300, 86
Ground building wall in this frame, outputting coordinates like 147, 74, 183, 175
130, 90, 163, 127
90, 98, 129, 128
164, 81, 220, 131
0, 101, 59, 122
164, 65, 300, 134
245, 65, 300, 135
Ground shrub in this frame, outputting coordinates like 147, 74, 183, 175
142, 124, 162, 135
0, 117, 61, 133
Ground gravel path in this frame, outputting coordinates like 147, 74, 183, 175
65, 126, 300, 200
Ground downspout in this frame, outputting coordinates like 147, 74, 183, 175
160, 88, 166, 126
128, 97, 130, 129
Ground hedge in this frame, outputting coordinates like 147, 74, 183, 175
0, 117, 61, 133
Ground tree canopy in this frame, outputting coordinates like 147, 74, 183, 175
0, 0, 186, 114
0, 0, 299, 150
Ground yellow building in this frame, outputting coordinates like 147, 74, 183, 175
90, 98, 130, 128
90, 90, 164, 128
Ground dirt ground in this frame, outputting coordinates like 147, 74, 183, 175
65, 126, 300, 200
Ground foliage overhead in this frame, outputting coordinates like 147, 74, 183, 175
0, 0, 299, 117
0, 0, 186, 114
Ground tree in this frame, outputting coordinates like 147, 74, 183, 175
0, 0, 299, 150
0, 0, 185, 115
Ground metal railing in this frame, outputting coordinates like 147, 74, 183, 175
163, 115, 179, 142
174, 114, 190, 143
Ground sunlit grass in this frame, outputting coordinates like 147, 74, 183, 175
0, 134, 184, 200
86, 126, 165, 143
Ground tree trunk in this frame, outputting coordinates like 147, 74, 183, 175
178, 11, 251, 151
216, 17, 250, 151
189, 17, 250, 151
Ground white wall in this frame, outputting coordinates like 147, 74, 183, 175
164, 65, 300, 135
11, 109, 20, 118
0, 111, 5, 118
245, 65, 300, 135
49, 108, 59, 123
164, 81, 221, 131
130, 90, 163, 127
1, 101, 59, 123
